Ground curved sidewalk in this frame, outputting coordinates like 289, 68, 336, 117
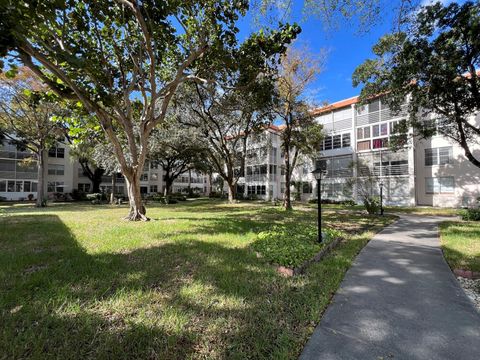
300, 215, 480, 360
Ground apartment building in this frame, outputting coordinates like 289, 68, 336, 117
314, 96, 480, 207
0, 140, 210, 201
235, 125, 316, 201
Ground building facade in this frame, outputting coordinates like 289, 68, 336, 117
0, 141, 210, 201
314, 96, 480, 207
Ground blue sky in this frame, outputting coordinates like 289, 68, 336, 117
239, 0, 457, 106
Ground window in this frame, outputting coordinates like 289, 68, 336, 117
302, 182, 313, 194
247, 185, 266, 195
48, 164, 64, 176
0, 180, 5, 192
48, 147, 65, 158
150, 161, 159, 169
47, 181, 64, 192
7, 180, 14, 192
333, 135, 342, 149
372, 138, 388, 149
151, 173, 158, 181
425, 147, 452, 166
140, 186, 148, 194
372, 124, 380, 137
23, 181, 31, 192
78, 183, 91, 192
363, 126, 371, 138
150, 185, 158, 193
357, 140, 371, 151
426, 177, 454, 194
324, 136, 332, 150
380, 123, 388, 136
357, 128, 363, 140
140, 173, 148, 181
342, 133, 351, 147
15, 181, 23, 192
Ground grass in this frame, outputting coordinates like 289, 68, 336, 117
316, 203, 460, 216
0, 199, 395, 359
440, 221, 480, 272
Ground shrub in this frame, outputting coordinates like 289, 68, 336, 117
461, 208, 480, 221
86, 193, 103, 204
27, 193, 34, 201
252, 225, 343, 268
363, 196, 380, 215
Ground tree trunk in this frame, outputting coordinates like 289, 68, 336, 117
36, 149, 47, 207
187, 169, 192, 195
283, 146, 292, 210
110, 173, 116, 204
124, 174, 148, 221
208, 172, 213, 196
92, 168, 104, 193
227, 181, 236, 203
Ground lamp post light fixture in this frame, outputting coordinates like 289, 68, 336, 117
379, 181, 384, 216
312, 167, 327, 243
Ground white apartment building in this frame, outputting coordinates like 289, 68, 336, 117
0, 141, 210, 201
314, 96, 480, 207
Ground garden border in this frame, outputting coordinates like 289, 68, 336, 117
276, 236, 343, 277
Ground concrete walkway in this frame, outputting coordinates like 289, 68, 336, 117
300, 215, 480, 360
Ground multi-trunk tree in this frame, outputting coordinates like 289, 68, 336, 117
0, 67, 66, 207
353, 1, 480, 169
0, 0, 299, 220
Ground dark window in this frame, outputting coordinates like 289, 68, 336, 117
333, 135, 341, 149
342, 133, 351, 148
324, 136, 332, 150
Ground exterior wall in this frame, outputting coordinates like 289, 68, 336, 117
1, 139, 210, 201
314, 98, 480, 208
414, 113, 480, 207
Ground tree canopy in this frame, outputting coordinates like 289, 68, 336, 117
0, 0, 300, 220
353, 1, 480, 168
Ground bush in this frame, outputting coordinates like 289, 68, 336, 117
86, 193, 103, 204
363, 196, 380, 215
461, 208, 480, 221
70, 189, 87, 201
251, 225, 343, 268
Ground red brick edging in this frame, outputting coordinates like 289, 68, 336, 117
453, 269, 480, 279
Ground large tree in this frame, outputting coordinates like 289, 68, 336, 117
0, 0, 299, 220
275, 46, 324, 210
353, 1, 480, 169
0, 67, 66, 207
178, 76, 276, 203
149, 122, 205, 198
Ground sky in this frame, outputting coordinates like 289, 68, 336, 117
238, 0, 458, 106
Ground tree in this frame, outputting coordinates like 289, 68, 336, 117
275, 46, 325, 210
178, 76, 279, 203
353, 1, 480, 169
0, 0, 299, 220
149, 122, 205, 198
0, 68, 66, 207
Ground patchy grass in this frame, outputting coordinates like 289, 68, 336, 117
252, 227, 344, 268
0, 200, 394, 359
440, 221, 480, 272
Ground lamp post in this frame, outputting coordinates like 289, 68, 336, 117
312, 168, 326, 243
379, 181, 384, 216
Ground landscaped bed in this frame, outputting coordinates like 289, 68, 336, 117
0, 200, 394, 359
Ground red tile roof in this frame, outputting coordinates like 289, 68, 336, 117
311, 96, 359, 115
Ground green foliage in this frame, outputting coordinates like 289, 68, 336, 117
461, 208, 480, 222
440, 221, 480, 272
252, 225, 343, 267
353, 1, 480, 167
363, 196, 380, 215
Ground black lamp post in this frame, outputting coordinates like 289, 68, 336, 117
312, 168, 326, 243
379, 181, 384, 216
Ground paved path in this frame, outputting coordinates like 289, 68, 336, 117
300, 215, 480, 360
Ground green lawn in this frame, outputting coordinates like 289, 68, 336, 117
440, 221, 480, 272
0, 200, 394, 359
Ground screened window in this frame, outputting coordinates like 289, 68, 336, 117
426, 177, 454, 194
48, 164, 64, 176
333, 135, 342, 149
425, 147, 452, 166
140, 173, 148, 181
48, 147, 65, 158
150, 185, 158, 193
0, 180, 6, 192
357, 140, 371, 151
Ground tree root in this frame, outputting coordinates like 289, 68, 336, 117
123, 206, 149, 221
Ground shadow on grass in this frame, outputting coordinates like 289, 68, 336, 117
0, 206, 396, 359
